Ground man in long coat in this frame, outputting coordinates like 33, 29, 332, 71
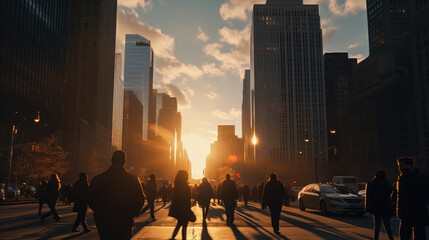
262, 173, 287, 234
90, 151, 145, 240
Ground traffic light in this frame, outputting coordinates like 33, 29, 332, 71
236, 173, 241, 178
334, 146, 338, 155
292, 180, 297, 184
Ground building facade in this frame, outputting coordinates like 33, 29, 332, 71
122, 90, 143, 168
0, 1, 69, 183
251, 0, 327, 183
112, 53, 124, 151
63, 0, 118, 177
205, 125, 244, 183
124, 34, 154, 140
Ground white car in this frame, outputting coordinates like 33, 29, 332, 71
298, 183, 365, 215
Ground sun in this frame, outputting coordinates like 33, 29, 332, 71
182, 133, 213, 179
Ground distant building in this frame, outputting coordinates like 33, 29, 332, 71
251, 0, 327, 183
242, 70, 252, 165
112, 53, 124, 150
122, 91, 143, 168
205, 126, 244, 183
124, 34, 154, 140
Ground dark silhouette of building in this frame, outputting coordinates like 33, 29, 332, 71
206, 126, 244, 182
122, 90, 143, 169
408, 3, 429, 173
251, 0, 327, 184
63, 0, 118, 177
338, 1, 429, 181
323, 53, 357, 178
367, 0, 428, 55
242, 70, 253, 166
0, 1, 69, 182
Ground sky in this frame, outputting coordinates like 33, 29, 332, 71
116, 0, 370, 178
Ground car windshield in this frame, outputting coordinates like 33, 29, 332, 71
320, 185, 355, 194
334, 185, 355, 194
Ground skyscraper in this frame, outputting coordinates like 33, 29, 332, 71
112, 53, 124, 150
124, 34, 154, 140
63, 0, 118, 175
0, 1, 69, 182
367, 0, 428, 54
251, 0, 327, 183
323, 53, 357, 177
242, 70, 252, 165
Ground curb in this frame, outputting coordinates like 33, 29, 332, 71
0, 200, 38, 206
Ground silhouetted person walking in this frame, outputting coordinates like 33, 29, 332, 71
72, 172, 91, 233
258, 182, 264, 203
140, 173, 157, 221
37, 179, 48, 216
221, 174, 237, 225
242, 185, 250, 206
169, 170, 191, 240
197, 177, 213, 223
41, 174, 61, 222
262, 173, 287, 234
393, 157, 429, 240
90, 151, 145, 240
365, 171, 394, 240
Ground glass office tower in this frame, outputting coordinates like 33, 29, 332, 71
124, 34, 154, 140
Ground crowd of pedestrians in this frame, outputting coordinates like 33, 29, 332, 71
34, 151, 429, 240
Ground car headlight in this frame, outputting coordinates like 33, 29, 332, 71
327, 197, 343, 203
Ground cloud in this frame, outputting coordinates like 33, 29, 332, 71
156, 83, 191, 109
206, 91, 218, 99
350, 53, 366, 63
116, 8, 203, 84
219, 0, 265, 22
328, 0, 366, 16
118, 0, 152, 11
348, 41, 364, 50
212, 108, 241, 121
202, 63, 225, 77
203, 26, 250, 76
196, 27, 210, 42
321, 18, 337, 43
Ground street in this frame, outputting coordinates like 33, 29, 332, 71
0, 200, 403, 240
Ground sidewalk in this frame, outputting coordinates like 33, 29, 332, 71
0, 196, 37, 205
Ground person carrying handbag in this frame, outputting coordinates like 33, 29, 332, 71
169, 170, 192, 239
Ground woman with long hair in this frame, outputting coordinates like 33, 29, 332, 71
41, 173, 61, 222
365, 170, 394, 240
169, 170, 191, 239
72, 172, 91, 232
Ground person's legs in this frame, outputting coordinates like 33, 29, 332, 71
381, 215, 394, 240
204, 205, 209, 220
269, 204, 282, 232
72, 211, 83, 230
224, 201, 231, 223
399, 220, 412, 240
182, 221, 188, 239
373, 214, 381, 240
149, 199, 155, 219
41, 201, 54, 219
171, 221, 182, 239
80, 210, 89, 230
413, 225, 426, 240
38, 201, 43, 215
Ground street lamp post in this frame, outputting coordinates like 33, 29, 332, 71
7, 111, 41, 188
304, 129, 336, 183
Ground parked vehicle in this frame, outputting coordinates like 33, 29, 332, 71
6, 186, 21, 198
332, 176, 358, 192
298, 183, 364, 215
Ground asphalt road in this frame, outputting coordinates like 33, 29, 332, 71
0, 200, 406, 239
